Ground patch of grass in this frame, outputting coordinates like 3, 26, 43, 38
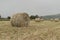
0, 20, 60, 40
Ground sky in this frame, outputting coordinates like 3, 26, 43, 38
0, 0, 60, 18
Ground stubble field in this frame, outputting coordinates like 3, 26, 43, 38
0, 20, 60, 40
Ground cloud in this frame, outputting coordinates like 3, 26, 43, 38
0, 0, 60, 17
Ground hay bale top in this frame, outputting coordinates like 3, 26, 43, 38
35, 18, 40, 20
12, 12, 29, 18
35, 18, 40, 22
50, 18, 54, 21
54, 18, 59, 20
54, 18, 59, 22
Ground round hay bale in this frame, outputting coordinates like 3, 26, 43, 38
10, 12, 30, 27
40, 18, 44, 21
50, 18, 54, 22
35, 18, 40, 22
54, 18, 59, 22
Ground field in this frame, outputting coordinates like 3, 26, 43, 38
0, 20, 60, 40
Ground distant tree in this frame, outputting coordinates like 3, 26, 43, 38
35, 15, 39, 18
0, 14, 1, 19
7, 16, 11, 19
30, 15, 36, 19
30, 15, 39, 19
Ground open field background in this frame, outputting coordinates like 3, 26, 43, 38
0, 20, 60, 40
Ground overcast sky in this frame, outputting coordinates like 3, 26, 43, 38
0, 0, 60, 17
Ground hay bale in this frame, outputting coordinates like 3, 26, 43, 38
35, 18, 44, 22
54, 18, 59, 22
35, 18, 40, 22
40, 18, 44, 21
10, 12, 30, 27
50, 18, 54, 22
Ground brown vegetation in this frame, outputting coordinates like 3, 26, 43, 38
0, 20, 60, 40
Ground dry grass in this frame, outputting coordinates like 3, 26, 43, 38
0, 20, 60, 40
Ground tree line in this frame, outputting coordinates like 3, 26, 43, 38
0, 14, 42, 21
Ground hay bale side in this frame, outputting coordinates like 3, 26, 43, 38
10, 12, 30, 27
40, 18, 44, 21
35, 18, 40, 22
50, 18, 54, 22
54, 18, 59, 22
